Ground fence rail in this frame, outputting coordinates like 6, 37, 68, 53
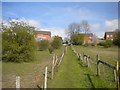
98, 60, 115, 69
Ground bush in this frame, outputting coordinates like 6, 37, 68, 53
48, 46, 54, 54
98, 41, 105, 46
38, 40, 49, 51
71, 34, 85, 45
98, 40, 113, 48
2, 20, 35, 63
51, 36, 62, 49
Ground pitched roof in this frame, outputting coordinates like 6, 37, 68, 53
81, 33, 93, 37
84, 37, 92, 40
105, 32, 115, 35
35, 31, 51, 36
104, 32, 115, 39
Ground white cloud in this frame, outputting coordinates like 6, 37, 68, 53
40, 27, 66, 39
65, 7, 101, 21
66, 7, 91, 17
104, 19, 118, 31
94, 32, 104, 39
89, 23, 103, 38
2, 18, 41, 29
7, 12, 17, 16
90, 24, 100, 31
91, 19, 118, 38
27, 20, 40, 28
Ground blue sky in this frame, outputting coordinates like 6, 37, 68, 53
2, 2, 118, 38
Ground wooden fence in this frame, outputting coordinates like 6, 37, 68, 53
43, 46, 66, 89
71, 45, 119, 88
15, 46, 66, 89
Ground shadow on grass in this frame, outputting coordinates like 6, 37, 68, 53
84, 74, 95, 88
78, 58, 95, 88
78, 59, 87, 68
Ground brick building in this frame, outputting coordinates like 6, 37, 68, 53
104, 32, 115, 40
34, 31, 51, 40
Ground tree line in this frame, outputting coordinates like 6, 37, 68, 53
38, 36, 63, 53
1, 19, 120, 63
66, 20, 120, 47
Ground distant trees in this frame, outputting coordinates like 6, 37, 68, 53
2, 20, 35, 63
81, 20, 91, 34
51, 36, 63, 49
38, 35, 63, 54
71, 34, 85, 45
66, 20, 91, 45
98, 40, 113, 48
48, 36, 63, 53
39, 40, 49, 51
67, 22, 81, 37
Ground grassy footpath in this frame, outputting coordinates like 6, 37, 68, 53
48, 46, 115, 88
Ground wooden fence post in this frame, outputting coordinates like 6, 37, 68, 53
116, 61, 119, 89
114, 69, 117, 81
79, 53, 82, 61
96, 55, 100, 76
87, 56, 90, 67
58, 52, 64, 67
86, 55, 87, 66
52, 56, 55, 80
78, 53, 80, 60
16, 76, 20, 89
85, 56, 87, 65
44, 66, 47, 90
83, 55, 85, 64
54, 55, 58, 66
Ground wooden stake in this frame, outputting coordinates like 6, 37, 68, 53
86, 55, 87, 65
54, 55, 58, 67
114, 69, 117, 81
83, 55, 85, 64
79, 54, 82, 61
52, 56, 55, 80
58, 52, 64, 67
116, 61, 119, 89
16, 76, 20, 89
44, 67, 47, 90
87, 56, 90, 67
96, 55, 100, 76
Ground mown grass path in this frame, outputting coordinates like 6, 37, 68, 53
48, 46, 113, 88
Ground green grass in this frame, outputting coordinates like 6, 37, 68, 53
48, 46, 115, 88
2, 46, 64, 88
73, 45, 118, 65
73, 45, 118, 87
2, 45, 117, 88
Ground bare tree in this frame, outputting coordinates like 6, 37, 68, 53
66, 21, 91, 44
66, 22, 81, 38
81, 20, 91, 34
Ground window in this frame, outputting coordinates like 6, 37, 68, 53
107, 35, 109, 37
